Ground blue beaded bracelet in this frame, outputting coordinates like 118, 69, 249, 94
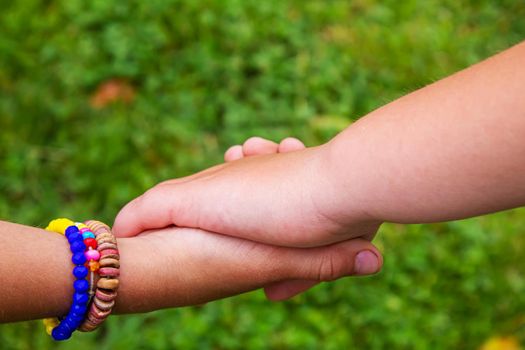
43, 220, 92, 341
50, 223, 91, 341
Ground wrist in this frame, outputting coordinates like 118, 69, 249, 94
112, 236, 155, 314
318, 123, 384, 226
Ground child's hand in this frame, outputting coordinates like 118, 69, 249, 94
114, 136, 381, 300
117, 226, 382, 307
113, 137, 380, 248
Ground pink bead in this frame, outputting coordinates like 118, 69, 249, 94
80, 227, 91, 233
85, 249, 101, 261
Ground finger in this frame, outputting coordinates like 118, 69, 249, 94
242, 137, 279, 156
278, 137, 306, 153
224, 145, 244, 162
264, 280, 318, 301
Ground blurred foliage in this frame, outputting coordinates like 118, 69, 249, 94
1, 0, 525, 349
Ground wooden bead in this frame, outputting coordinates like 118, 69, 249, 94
100, 253, 119, 260
78, 319, 98, 332
92, 227, 109, 236
95, 231, 112, 239
91, 302, 112, 318
100, 249, 119, 260
99, 258, 120, 268
97, 278, 119, 290
95, 288, 117, 302
99, 267, 119, 278
98, 238, 117, 246
94, 298, 115, 311
85, 220, 110, 233
96, 233, 116, 244
98, 242, 118, 251
87, 312, 104, 325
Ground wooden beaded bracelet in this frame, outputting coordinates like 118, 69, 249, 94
78, 220, 120, 332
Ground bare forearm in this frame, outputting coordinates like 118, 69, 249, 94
329, 41, 525, 224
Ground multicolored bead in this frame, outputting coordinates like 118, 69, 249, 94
83, 238, 97, 249
85, 249, 100, 261
82, 232, 96, 240
88, 260, 100, 272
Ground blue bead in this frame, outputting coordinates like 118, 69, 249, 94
65, 225, 80, 236
63, 317, 78, 330
70, 240, 86, 253
67, 232, 82, 243
60, 321, 72, 332
68, 310, 85, 321
74, 279, 89, 293
69, 315, 84, 326
66, 309, 83, 321
71, 303, 88, 315
73, 266, 88, 279
82, 232, 96, 240
73, 292, 89, 304
51, 326, 71, 341
71, 252, 86, 265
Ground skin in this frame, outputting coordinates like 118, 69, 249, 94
113, 41, 525, 291
0, 220, 381, 323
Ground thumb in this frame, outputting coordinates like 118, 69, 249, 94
264, 248, 382, 301
112, 182, 190, 237
113, 164, 227, 237
268, 238, 383, 289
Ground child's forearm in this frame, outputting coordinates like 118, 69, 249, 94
0, 220, 144, 322
0, 220, 204, 321
328, 40, 525, 224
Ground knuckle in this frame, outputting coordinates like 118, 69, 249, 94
316, 251, 351, 282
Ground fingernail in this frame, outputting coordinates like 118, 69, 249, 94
354, 250, 380, 275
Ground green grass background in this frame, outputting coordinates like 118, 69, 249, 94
1, 0, 525, 349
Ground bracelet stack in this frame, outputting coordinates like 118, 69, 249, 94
43, 218, 120, 341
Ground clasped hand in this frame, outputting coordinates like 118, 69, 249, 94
113, 137, 382, 310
